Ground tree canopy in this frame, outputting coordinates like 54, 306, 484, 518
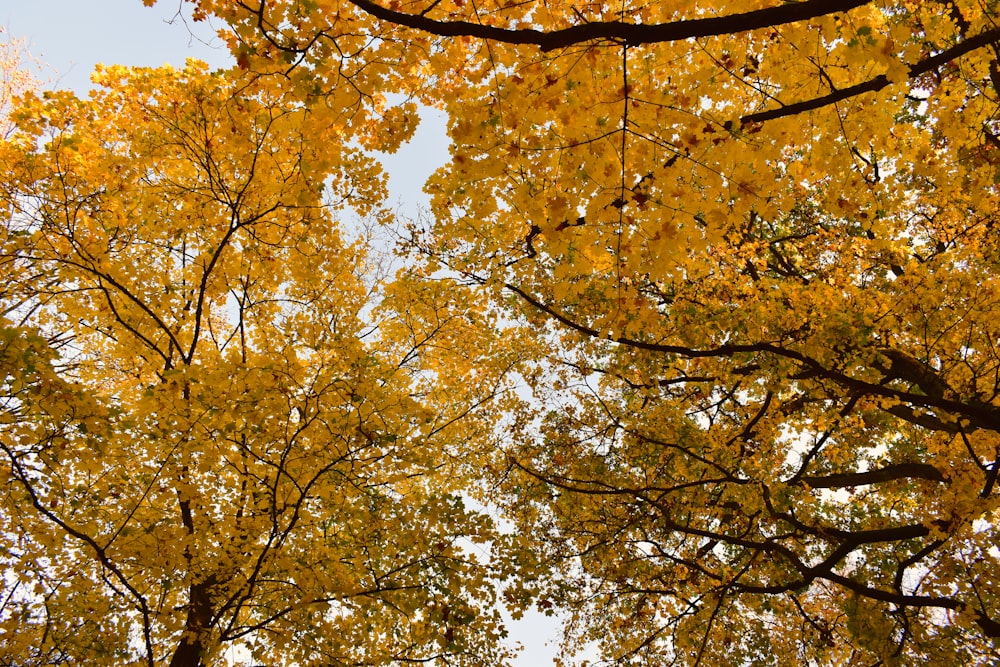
0, 61, 520, 666
4, 0, 1000, 665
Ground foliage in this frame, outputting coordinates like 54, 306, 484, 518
6, 0, 1000, 664
180, 0, 1000, 664
0, 63, 518, 666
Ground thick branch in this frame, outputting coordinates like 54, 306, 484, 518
743, 27, 1000, 123
885, 403, 962, 433
348, 0, 868, 52
505, 282, 1000, 433
982, 458, 999, 498
878, 348, 953, 399
798, 463, 946, 489
976, 610, 1000, 638
169, 577, 218, 667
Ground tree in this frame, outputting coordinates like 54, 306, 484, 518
163, 0, 1000, 664
0, 62, 521, 666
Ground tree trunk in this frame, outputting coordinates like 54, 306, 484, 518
168, 578, 216, 667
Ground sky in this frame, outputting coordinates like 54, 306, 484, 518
2, 1, 562, 664
2, 0, 449, 210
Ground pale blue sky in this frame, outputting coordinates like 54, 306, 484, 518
3, 0, 232, 92
3, 2, 562, 664
3, 0, 449, 210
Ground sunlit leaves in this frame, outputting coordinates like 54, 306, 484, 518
181, 1, 1000, 664
0, 62, 516, 666
7, 0, 1000, 663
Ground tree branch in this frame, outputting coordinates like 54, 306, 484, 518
348, 0, 869, 52
798, 462, 946, 489
504, 281, 1000, 433
742, 26, 1000, 124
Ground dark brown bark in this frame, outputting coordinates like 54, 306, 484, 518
348, 0, 869, 52
170, 488, 217, 667
799, 463, 946, 489
168, 578, 217, 667
975, 610, 1000, 638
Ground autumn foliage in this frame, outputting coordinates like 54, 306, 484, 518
3, 0, 1000, 665
0, 61, 515, 666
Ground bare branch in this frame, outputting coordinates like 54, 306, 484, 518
348, 0, 869, 52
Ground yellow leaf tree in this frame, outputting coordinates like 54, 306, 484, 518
0, 62, 520, 666
165, 0, 1000, 664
